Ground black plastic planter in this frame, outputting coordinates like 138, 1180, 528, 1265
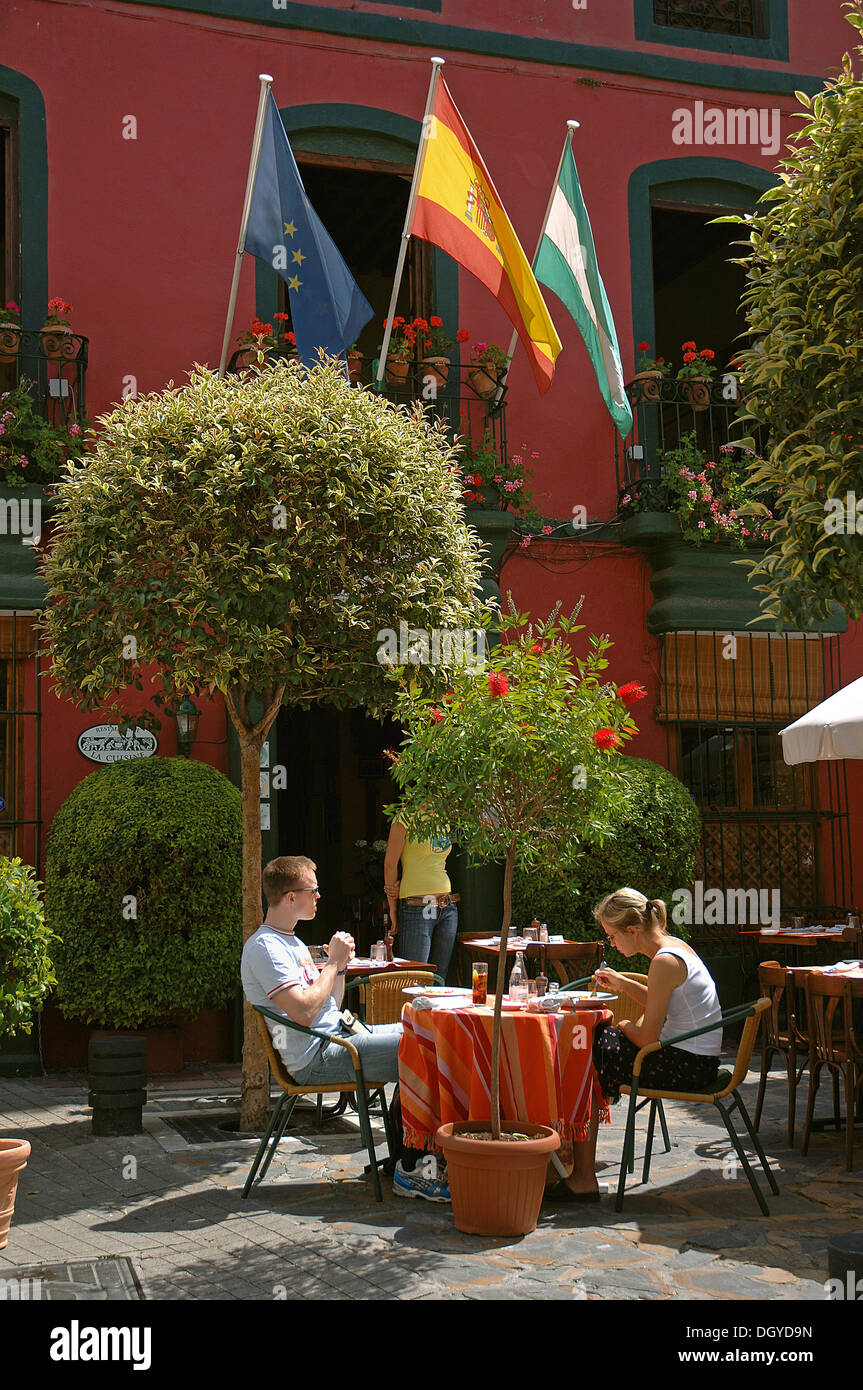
87, 1036, 147, 1136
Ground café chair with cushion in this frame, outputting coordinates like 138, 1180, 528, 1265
347, 970, 443, 1025
241, 1005, 395, 1203
754, 961, 807, 1146
615, 998, 779, 1216
801, 972, 863, 1171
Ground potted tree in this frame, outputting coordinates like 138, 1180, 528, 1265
0, 300, 21, 364
387, 600, 640, 1235
0, 856, 57, 1247
44, 757, 243, 1130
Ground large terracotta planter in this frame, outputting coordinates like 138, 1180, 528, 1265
347, 351, 364, 385
385, 358, 410, 386
419, 356, 450, 390
40, 326, 78, 363
0, 1138, 30, 1249
437, 1120, 560, 1236
467, 365, 501, 399
679, 376, 712, 412
0, 324, 21, 364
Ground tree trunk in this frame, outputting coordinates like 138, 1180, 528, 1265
225, 684, 284, 1133
490, 842, 516, 1141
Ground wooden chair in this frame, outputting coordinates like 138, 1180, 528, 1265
539, 939, 604, 987
241, 1005, 395, 1202
754, 961, 807, 1146
348, 970, 441, 1024
801, 972, 863, 1171
614, 998, 779, 1216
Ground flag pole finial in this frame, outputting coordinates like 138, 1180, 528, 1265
430, 56, 445, 66
567, 120, 580, 131
259, 73, 274, 83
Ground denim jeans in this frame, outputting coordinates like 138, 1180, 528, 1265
397, 901, 458, 979
291, 1023, 403, 1086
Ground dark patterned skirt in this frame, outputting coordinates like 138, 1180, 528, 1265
592, 1020, 720, 1103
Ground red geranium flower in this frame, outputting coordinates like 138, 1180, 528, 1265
683, 352, 697, 365
618, 681, 647, 707
488, 672, 510, 698
456, 328, 470, 343
699, 348, 715, 360
593, 729, 621, 751
430, 316, 443, 327
637, 341, 650, 351
681, 340, 697, 352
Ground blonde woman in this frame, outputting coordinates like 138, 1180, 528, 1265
553, 887, 722, 1203
383, 815, 458, 979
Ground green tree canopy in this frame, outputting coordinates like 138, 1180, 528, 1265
734, 2, 863, 623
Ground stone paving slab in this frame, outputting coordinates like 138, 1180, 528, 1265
1, 1058, 861, 1301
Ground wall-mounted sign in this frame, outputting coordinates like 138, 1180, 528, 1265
77, 725, 158, 764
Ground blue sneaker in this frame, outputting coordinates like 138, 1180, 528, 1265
393, 1158, 451, 1203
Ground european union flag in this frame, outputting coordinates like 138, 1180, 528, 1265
244, 94, 373, 367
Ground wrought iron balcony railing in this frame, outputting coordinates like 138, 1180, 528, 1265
0, 327, 89, 429
613, 372, 767, 511
653, 0, 766, 39
228, 348, 509, 476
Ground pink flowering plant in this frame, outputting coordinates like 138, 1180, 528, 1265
460, 431, 543, 527
0, 300, 21, 326
0, 381, 90, 486
619, 432, 771, 547
469, 339, 509, 372
385, 597, 639, 1138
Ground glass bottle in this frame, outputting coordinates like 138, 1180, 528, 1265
509, 951, 528, 1003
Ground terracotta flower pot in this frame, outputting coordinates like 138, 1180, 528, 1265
468, 365, 502, 399
347, 352, 364, 385
40, 326, 77, 362
630, 369, 665, 402
385, 358, 410, 386
0, 1138, 31, 1249
680, 376, 712, 412
0, 324, 21, 364
420, 356, 450, 390
436, 1120, 561, 1236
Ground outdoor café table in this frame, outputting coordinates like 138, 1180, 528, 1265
397, 999, 612, 1161
785, 963, 863, 1125
741, 926, 856, 969
461, 937, 601, 990
314, 955, 434, 982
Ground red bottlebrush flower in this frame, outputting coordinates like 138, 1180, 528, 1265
637, 341, 650, 351
430, 708, 444, 723
456, 328, 470, 343
683, 352, 697, 365
530, 642, 544, 653
593, 728, 621, 751
681, 340, 697, 352
488, 672, 510, 698
443, 692, 454, 704
382, 747, 401, 764
618, 681, 647, 707
430, 316, 443, 327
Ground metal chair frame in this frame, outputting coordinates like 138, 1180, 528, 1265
241, 1005, 396, 1202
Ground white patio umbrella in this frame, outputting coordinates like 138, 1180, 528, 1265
780, 675, 863, 765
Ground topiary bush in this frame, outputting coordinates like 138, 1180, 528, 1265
511, 756, 701, 972
45, 757, 242, 1028
0, 856, 57, 1037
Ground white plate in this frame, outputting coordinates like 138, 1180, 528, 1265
402, 985, 471, 997
566, 991, 618, 1005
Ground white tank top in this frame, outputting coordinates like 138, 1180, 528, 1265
656, 946, 723, 1057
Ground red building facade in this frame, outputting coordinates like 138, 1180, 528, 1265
1, 0, 861, 1064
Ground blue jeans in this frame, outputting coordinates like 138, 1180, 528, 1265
292, 1023, 403, 1086
397, 901, 458, 979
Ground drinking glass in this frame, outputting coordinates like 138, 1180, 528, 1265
524, 926, 538, 944
472, 962, 488, 1006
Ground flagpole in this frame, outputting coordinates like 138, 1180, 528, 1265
218, 74, 275, 378
497, 120, 579, 396
376, 57, 446, 385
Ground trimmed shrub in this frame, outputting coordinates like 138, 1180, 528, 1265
45, 757, 242, 1028
0, 857, 57, 1037
511, 756, 701, 972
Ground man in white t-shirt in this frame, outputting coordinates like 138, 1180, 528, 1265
240, 854, 450, 1202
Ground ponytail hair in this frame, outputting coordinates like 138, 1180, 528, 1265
593, 887, 667, 934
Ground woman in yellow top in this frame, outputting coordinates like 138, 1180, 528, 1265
383, 817, 458, 978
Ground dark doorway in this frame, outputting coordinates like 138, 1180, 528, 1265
278, 162, 435, 360
275, 704, 402, 950
651, 205, 748, 372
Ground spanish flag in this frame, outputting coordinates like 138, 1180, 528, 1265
411, 80, 562, 395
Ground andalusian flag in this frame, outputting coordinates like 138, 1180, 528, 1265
533, 144, 632, 438
412, 79, 562, 396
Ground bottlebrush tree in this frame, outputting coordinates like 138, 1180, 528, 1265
386, 599, 644, 1138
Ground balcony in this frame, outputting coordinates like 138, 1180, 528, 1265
228, 346, 509, 475
0, 327, 89, 430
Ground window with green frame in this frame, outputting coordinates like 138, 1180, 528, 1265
634, 0, 789, 60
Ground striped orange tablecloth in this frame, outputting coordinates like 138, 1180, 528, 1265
398, 1003, 611, 1150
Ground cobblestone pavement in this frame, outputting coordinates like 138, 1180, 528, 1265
1, 1057, 860, 1302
